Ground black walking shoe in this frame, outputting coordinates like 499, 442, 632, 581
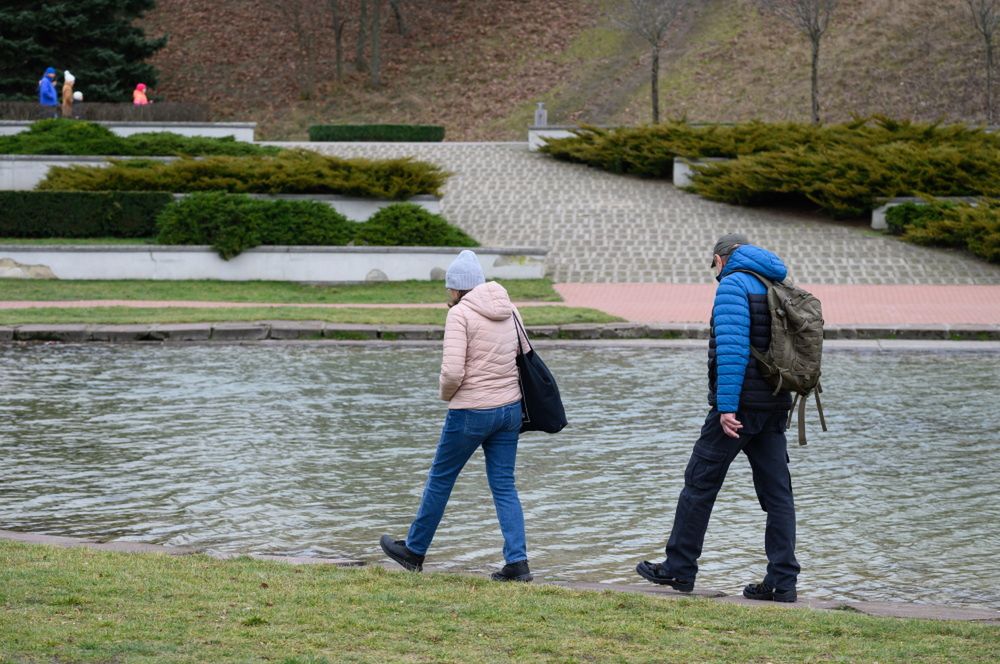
490, 560, 533, 582
635, 561, 695, 592
379, 534, 424, 572
743, 582, 797, 603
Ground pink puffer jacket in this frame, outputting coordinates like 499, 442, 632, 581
439, 281, 528, 409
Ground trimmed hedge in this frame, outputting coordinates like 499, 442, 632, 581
39, 149, 449, 199
156, 195, 478, 259
308, 124, 445, 142
0, 119, 276, 156
354, 203, 477, 247
885, 199, 999, 263
541, 118, 1000, 217
156, 193, 357, 260
0, 191, 172, 238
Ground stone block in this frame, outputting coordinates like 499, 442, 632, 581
524, 325, 559, 339
210, 323, 270, 341
90, 325, 153, 342
557, 324, 602, 340
380, 325, 443, 341
267, 321, 326, 340
323, 324, 379, 340
599, 323, 649, 339
946, 324, 1000, 341
14, 324, 92, 342
147, 323, 212, 342
0, 326, 14, 341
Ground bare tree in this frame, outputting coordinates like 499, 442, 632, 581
967, 0, 1000, 124
356, 0, 369, 73
389, 0, 408, 36
277, 0, 321, 99
370, 0, 383, 87
756, 0, 838, 124
330, 0, 349, 82
612, 0, 693, 124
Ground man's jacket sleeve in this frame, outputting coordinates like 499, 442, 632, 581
713, 275, 751, 413
39, 80, 56, 105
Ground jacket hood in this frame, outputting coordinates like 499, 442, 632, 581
458, 281, 514, 321
721, 245, 788, 282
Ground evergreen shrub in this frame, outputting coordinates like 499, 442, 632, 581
885, 200, 999, 263
0, 119, 274, 156
541, 118, 1000, 216
0, 191, 171, 238
308, 124, 445, 142
39, 149, 448, 199
354, 203, 477, 247
156, 193, 356, 259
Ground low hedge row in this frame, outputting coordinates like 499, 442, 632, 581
0, 119, 276, 156
308, 124, 445, 142
0, 191, 172, 238
541, 118, 1000, 217
157, 194, 477, 259
885, 199, 999, 263
38, 149, 449, 199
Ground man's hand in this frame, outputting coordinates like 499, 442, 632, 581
720, 412, 743, 439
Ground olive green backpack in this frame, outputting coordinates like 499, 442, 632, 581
735, 270, 828, 445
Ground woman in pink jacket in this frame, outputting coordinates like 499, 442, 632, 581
380, 250, 532, 582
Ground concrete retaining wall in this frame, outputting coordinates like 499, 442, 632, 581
0, 245, 547, 282
0, 120, 255, 141
672, 157, 733, 187
0, 155, 174, 190
528, 127, 578, 151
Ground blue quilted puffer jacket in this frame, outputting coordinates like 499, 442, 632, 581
708, 245, 793, 414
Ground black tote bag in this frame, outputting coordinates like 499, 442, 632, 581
514, 315, 567, 434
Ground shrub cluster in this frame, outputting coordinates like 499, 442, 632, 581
308, 124, 445, 142
541, 118, 1000, 217
39, 148, 449, 199
0, 191, 171, 238
885, 199, 999, 263
156, 194, 478, 259
0, 119, 275, 156
354, 203, 477, 247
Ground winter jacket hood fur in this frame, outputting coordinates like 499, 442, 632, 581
439, 281, 527, 409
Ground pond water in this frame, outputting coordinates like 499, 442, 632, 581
1, 343, 998, 609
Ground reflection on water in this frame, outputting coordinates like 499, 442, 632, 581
1, 343, 998, 609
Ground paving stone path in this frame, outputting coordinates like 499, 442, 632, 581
280, 141, 1000, 285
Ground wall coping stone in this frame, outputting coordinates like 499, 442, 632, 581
0, 244, 547, 255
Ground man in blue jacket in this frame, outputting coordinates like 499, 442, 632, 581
38, 67, 59, 116
636, 233, 800, 602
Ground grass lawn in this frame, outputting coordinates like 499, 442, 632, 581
1, 541, 996, 663
0, 306, 616, 327
0, 279, 563, 304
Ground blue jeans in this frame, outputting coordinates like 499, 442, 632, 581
406, 401, 527, 564
664, 408, 800, 591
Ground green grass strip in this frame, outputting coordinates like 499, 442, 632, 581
0, 279, 563, 304
0, 306, 615, 326
1, 541, 996, 663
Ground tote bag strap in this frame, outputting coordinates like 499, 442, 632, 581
513, 313, 532, 355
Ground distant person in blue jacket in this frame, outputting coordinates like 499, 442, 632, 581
636, 234, 800, 603
38, 67, 59, 117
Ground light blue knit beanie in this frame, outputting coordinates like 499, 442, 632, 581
445, 250, 485, 290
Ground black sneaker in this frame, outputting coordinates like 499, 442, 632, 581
743, 582, 797, 603
490, 560, 533, 582
635, 561, 695, 592
379, 534, 424, 572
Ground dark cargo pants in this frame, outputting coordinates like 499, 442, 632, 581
663, 408, 800, 591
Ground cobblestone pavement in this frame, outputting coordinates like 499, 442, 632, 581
278, 141, 1000, 285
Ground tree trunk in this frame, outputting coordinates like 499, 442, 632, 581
810, 35, 821, 125
370, 0, 382, 87
355, 0, 369, 73
389, 0, 407, 35
988, 38, 995, 125
651, 45, 660, 124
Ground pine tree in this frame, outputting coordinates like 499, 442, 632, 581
0, 0, 166, 102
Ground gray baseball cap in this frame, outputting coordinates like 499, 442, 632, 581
711, 233, 749, 266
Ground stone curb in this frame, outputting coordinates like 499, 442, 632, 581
3, 530, 996, 623
2, 322, 999, 343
